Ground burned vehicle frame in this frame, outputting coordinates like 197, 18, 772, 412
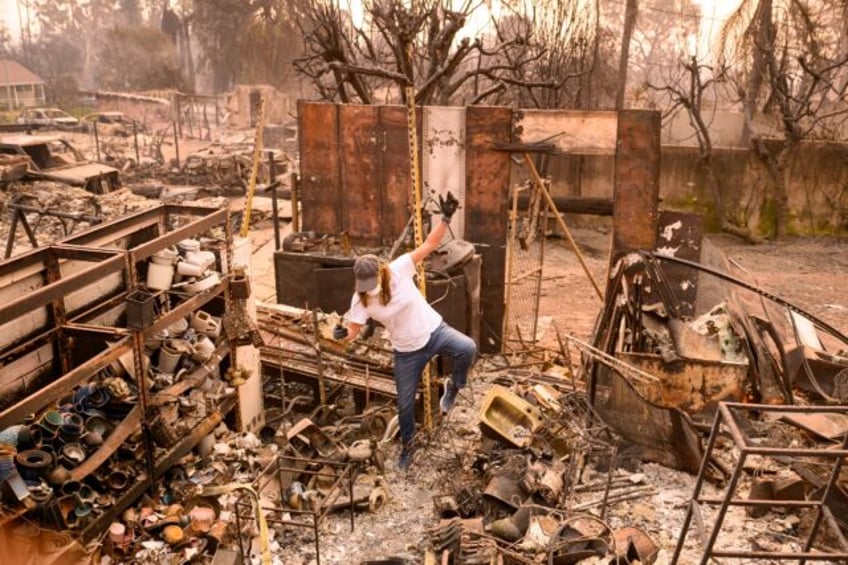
0, 134, 121, 194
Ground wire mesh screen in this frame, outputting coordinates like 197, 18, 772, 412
503, 182, 548, 351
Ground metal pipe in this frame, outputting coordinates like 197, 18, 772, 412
173, 120, 180, 168
268, 151, 280, 251
133, 120, 140, 164
290, 172, 300, 233
4, 209, 19, 258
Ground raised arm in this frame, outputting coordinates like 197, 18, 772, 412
409, 191, 459, 266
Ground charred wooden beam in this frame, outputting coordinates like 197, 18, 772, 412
517, 194, 613, 216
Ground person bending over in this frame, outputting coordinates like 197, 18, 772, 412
333, 192, 477, 471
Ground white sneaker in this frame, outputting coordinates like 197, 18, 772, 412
440, 378, 458, 414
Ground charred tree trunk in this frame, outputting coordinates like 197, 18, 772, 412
616, 0, 638, 110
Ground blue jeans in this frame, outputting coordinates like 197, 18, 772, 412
393, 322, 477, 446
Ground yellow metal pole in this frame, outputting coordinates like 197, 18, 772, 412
240, 95, 266, 238
405, 65, 433, 431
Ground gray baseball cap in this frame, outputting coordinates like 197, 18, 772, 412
353, 254, 380, 293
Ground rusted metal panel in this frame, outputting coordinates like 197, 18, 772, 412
378, 106, 412, 246
0, 341, 51, 407
594, 367, 705, 473
612, 110, 661, 261
0, 253, 126, 326
298, 101, 341, 235
619, 352, 747, 413
517, 110, 619, 155
465, 105, 511, 353
339, 105, 381, 244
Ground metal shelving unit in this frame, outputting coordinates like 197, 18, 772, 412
0, 204, 240, 538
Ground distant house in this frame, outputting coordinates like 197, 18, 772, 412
0, 59, 46, 110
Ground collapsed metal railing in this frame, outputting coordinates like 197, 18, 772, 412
233, 454, 358, 565
674, 402, 848, 563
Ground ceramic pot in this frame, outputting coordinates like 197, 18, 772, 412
60, 480, 81, 496
81, 431, 103, 448
176, 260, 206, 278
108, 522, 126, 544
151, 247, 179, 266
47, 465, 71, 487
191, 336, 215, 362
177, 239, 200, 256
157, 342, 182, 373
39, 410, 64, 432
75, 484, 96, 505
146, 261, 175, 291
60, 443, 86, 466
190, 311, 222, 339
162, 524, 184, 545
108, 470, 129, 491
186, 250, 216, 270
15, 449, 52, 480
167, 317, 189, 336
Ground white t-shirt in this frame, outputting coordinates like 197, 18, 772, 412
348, 254, 442, 352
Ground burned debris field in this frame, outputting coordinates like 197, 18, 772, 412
0, 107, 845, 565
0, 1, 847, 565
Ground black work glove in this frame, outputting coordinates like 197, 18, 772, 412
438, 191, 460, 223
332, 325, 349, 340
360, 318, 376, 340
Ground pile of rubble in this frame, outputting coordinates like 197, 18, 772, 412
243, 238, 848, 564
0, 184, 158, 257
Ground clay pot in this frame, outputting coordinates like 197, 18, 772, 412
165, 503, 185, 517
157, 342, 182, 373
151, 247, 179, 266
188, 505, 215, 534
47, 465, 71, 486
162, 524, 184, 545
146, 261, 175, 290
60, 480, 81, 496
177, 239, 200, 256
39, 410, 64, 432
108, 522, 126, 544
15, 449, 52, 480
75, 484, 96, 505
85, 415, 110, 437
208, 520, 227, 541
60, 443, 86, 466
108, 469, 129, 491
81, 431, 104, 448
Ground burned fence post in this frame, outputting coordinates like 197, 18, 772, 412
133, 120, 140, 165
93, 121, 101, 163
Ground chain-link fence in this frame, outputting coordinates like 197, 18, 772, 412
503, 181, 549, 351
